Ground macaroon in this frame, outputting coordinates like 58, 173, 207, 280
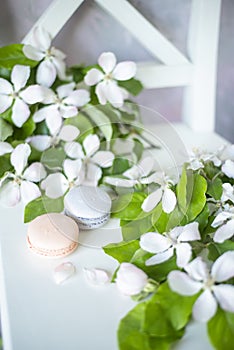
64, 186, 112, 230
27, 213, 79, 258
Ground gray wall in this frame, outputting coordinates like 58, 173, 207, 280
0, 0, 233, 141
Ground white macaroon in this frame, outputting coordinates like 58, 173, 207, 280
64, 186, 112, 230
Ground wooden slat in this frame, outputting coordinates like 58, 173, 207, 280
182, 0, 221, 131
95, 0, 189, 65
23, 0, 85, 42
136, 62, 194, 89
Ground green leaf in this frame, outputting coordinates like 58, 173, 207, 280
0, 155, 12, 177
195, 203, 210, 235
112, 192, 147, 220
208, 240, 234, 261
176, 168, 207, 221
144, 283, 197, 336
0, 118, 13, 141
0, 44, 37, 68
131, 249, 177, 281
103, 240, 140, 263
68, 65, 85, 83
41, 148, 66, 169
0, 66, 11, 79
152, 203, 186, 233
118, 302, 172, 350
64, 113, 93, 142
208, 308, 234, 350
24, 196, 64, 223
13, 117, 36, 140
207, 177, 223, 200
84, 105, 113, 141
118, 78, 143, 96
121, 215, 153, 241
110, 158, 130, 175
95, 104, 121, 123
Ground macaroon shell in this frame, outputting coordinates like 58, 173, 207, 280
27, 213, 79, 257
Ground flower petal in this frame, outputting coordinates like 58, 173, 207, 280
56, 82, 75, 99
213, 220, 234, 243
176, 243, 192, 268
84, 163, 102, 187
162, 187, 177, 214
59, 105, 78, 119
84, 268, 110, 285
112, 61, 136, 80
221, 183, 234, 203
213, 284, 234, 313
19, 85, 45, 104
95, 81, 107, 105
11, 98, 30, 127
52, 57, 67, 81
11, 143, 31, 175
211, 251, 234, 282
145, 247, 174, 266
54, 262, 76, 285
36, 60, 56, 87
20, 180, 41, 204
63, 89, 90, 107
140, 232, 171, 254
116, 262, 148, 296
0, 95, 12, 114
46, 113, 62, 136
63, 159, 82, 181
91, 151, 114, 168
23, 162, 47, 182
23, 45, 44, 61
185, 257, 209, 282
41, 87, 56, 104
0, 181, 20, 207
50, 47, 66, 60
33, 105, 56, 123
64, 141, 84, 159
141, 188, 163, 212
0, 78, 13, 95
11, 65, 30, 91
178, 222, 201, 242
104, 176, 136, 188
0, 142, 13, 156
137, 156, 155, 177
212, 211, 233, 228
41, 173, 68, 198
104, 81, 124, 107
168, 270, 202, 296
31, 26, 51, 51
84, 68, 104, 86
193, 290, 217, 322
58, 125, 80, 142
83, 134, 100, 157
222, 160, 234, 179
28, 135, 51, 151
98, 52, 116, 74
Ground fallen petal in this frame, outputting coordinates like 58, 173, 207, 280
54, 262, 76, 285
84, 268, 110, 285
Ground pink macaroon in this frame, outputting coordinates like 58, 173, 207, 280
27, 213, 79, 258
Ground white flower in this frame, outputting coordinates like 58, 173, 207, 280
32, 82, 90, 132
141, 172, 176, 213
0, 142, 13, 156
219, 144, 234, 162
116, 263, 148, 296
84, 268, 110, 285
187, 147, 221, 171
0, 143, 46, 206
140, 222, 200, 268
222, 160, 234, 179
84, 52, 136, 107
65, 134, 114, 187
0, 65, 45, 127
28, 124, 80, 152
41, 158, 84, 199
23, 26, 68, 87
221, 183, 234, 204
105, 157, 155, 188
168, 252, 234, 322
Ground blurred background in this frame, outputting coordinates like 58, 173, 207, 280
0, 0, 233, 141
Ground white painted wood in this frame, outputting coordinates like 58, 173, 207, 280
136, 62, 194, 89
182, 0, 222, 131
23, 0, 85, 42
95, 0, 189, 65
